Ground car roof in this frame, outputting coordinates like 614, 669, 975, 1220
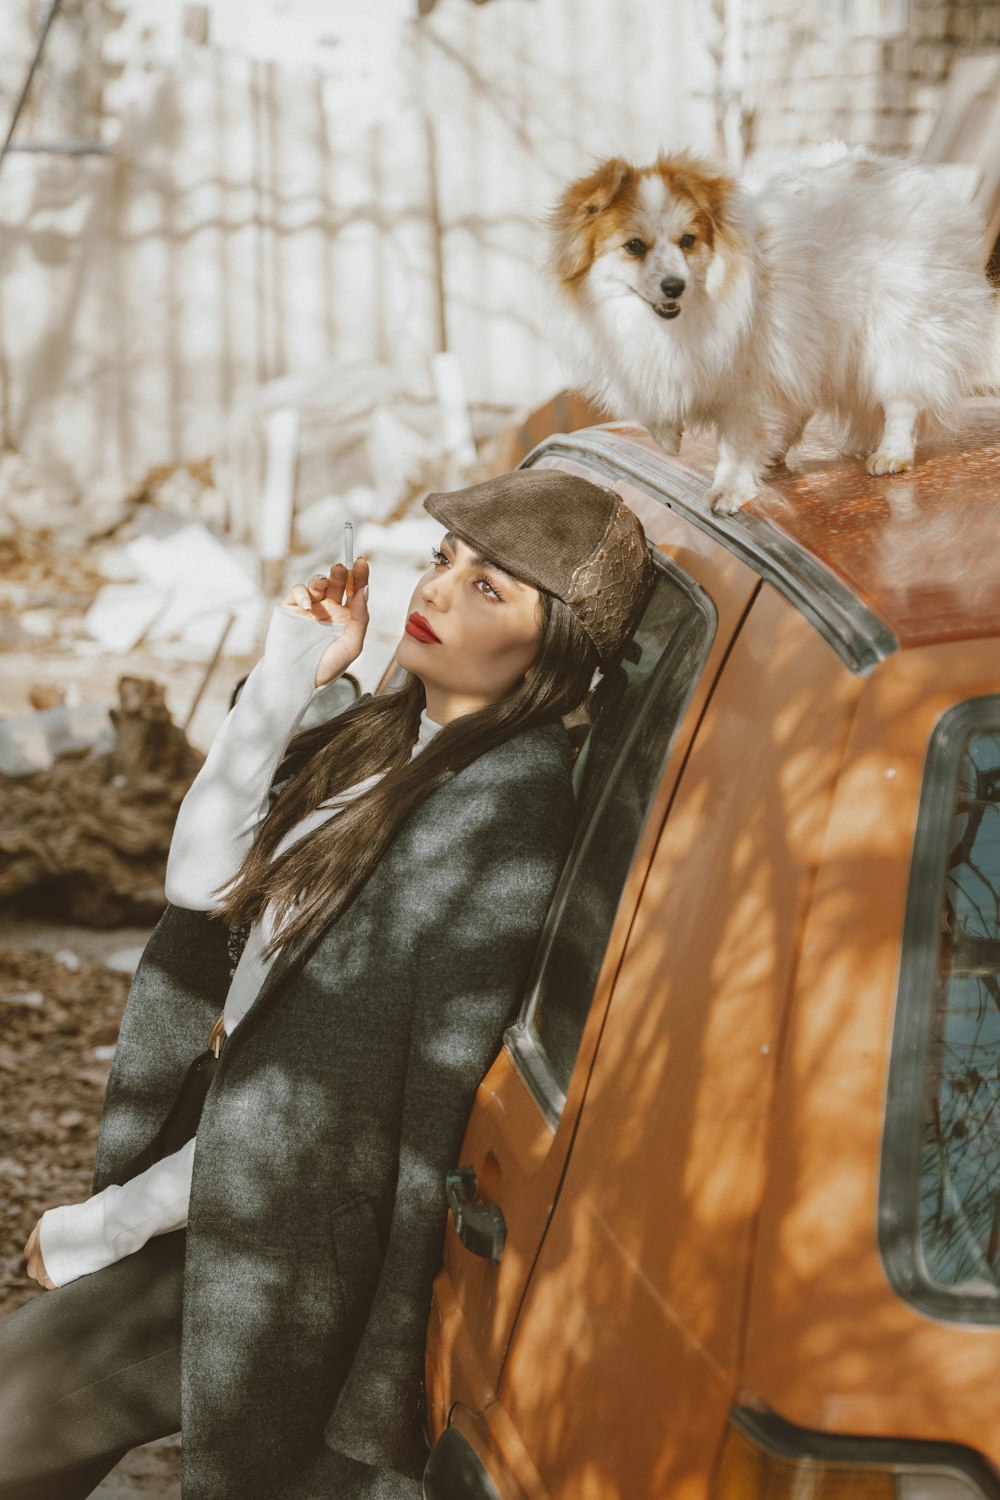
526, 398, 1000, 673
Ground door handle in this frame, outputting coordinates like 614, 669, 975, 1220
445, 1166, 506, 1264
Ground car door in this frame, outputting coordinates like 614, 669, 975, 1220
425, 453, 763, 1432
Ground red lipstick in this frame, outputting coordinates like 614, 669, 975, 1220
405, 612, 441, 644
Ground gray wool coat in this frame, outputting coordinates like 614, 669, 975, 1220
91, 718, 576, 1500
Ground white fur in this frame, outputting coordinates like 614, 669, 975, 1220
550, 143, 995, 514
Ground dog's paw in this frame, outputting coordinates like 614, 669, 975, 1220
708, 473, 760, 516
867, 448, 914, 476
709, 491, 748, 516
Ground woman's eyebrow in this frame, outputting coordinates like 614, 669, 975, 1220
442, 532, 525, 592
473, 552, 527, 591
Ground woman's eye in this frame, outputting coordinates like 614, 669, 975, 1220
678, 232, 696, 250
474, 574, 504, 602
624, 238, 646, 257
431, 548, 449, 567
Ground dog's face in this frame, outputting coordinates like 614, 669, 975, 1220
549, 155, 735, 322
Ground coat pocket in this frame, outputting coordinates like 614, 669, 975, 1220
329, 1196, 384, 1343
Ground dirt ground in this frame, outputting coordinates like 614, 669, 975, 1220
0, 919, 182, 1496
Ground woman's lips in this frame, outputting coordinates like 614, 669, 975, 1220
405, 612, 441, 643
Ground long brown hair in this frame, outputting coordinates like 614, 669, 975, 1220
218, 591, 598, 957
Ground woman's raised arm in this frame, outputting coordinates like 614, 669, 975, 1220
164, 561, 368, 910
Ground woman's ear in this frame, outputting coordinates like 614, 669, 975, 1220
549, 157, 634, 283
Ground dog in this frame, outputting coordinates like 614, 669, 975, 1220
548, 142, 994, 514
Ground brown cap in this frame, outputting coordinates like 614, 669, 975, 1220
423, 469, 654, 661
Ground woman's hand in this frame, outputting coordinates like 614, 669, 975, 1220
23, 1220, 55, 1290
283, 558, 370, 687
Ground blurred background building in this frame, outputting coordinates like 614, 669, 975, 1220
0, 0, 997, 500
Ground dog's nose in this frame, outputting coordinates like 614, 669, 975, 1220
660, 277, 685, 299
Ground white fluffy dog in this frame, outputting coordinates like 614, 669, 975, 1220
548, 142, 994, 514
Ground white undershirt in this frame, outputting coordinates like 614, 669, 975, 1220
38, 605, 442, 1287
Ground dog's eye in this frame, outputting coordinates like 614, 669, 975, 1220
623, 238, 647, 257
678, 233, 697, 250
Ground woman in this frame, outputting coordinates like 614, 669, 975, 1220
0, 469, 653, 1500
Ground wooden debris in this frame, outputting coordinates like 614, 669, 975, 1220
0, 677, 202, 926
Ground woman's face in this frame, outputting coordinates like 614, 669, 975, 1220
395, 531, 543, 723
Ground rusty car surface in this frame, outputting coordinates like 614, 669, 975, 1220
422, 402, 1000, 1500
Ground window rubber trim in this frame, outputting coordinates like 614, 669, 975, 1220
520, 430, 898, 676
731, 1407, 1000, 1498
505, 547, 717, 1128
879, 694, 1000, 1326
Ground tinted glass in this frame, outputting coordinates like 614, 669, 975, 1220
524, 562, 713, 1099
919, 728, 1000, 1299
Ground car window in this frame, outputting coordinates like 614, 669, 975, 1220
881, 697, 1000, 1323
506, 554, 716, 1123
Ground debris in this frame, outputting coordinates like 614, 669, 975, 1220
27, 684, 65, 711
215, 358, 508, 546
83, 581, 170, 654
0, 614, 29, 646
182, 612, 236, 734
84, 512, 264, 657
293, 486, 378, 554
93, 1043, 117, 1061
215, 360, 414, 541
0, 452, 76, 541
0, 990, 44, 1007
53, 949, 81, 971
0, 702, 113, 777
367, 407, 439, 517
258, 408, 301, 586
127, 458, 226, 532
18, 608, 59, 640
0, 453, 131, 552
0, 677, 202, 926
103, 946, 145, 975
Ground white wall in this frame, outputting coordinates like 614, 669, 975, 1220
0, 0, 717, 491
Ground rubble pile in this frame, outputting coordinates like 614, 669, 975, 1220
0, 945, 130, 1316
0, 677, 202, 927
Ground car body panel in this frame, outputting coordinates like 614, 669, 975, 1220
425, 463, 763, 1430
743, 635, 1000, 1467
493, 588, 859, 1499
424, 409, 1000, 1498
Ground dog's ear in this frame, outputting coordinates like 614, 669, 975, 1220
571, 157, 634, 218
548, 158, 635, 282
655, 154, 735, 246
690, 169, 735, 236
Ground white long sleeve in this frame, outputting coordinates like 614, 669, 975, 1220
39, 1140, 195, 1286
164, 604, 347, 911
39, 627, 444, 1288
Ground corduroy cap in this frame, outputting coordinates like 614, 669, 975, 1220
423, 468, 654, 662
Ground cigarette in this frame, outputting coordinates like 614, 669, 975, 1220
344, 521, 354, 600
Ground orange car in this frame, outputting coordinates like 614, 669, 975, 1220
420, 404, 1000, 1499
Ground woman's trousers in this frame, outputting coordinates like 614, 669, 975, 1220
0, 1227, 184, 1499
